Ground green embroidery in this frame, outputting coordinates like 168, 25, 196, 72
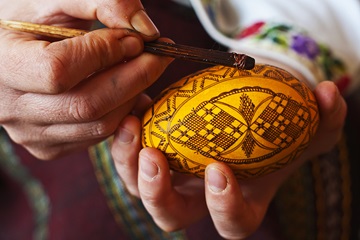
237, 22, 350, 87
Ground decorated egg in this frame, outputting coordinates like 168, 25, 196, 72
142, 64, 319, 179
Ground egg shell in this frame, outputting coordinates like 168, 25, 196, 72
142, 64, 319, 179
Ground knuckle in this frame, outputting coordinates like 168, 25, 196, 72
89, 120, 117, 138
0, 111, 12, 124
28, 148, 59, 160
38, 48, 71, 94
0, 87, 20, 124
67, 96, 101, 122
141, 194, 160, 207
113, 151, 131, 167
4, 126, 30, 146
86, 34, 113, 69
7, 135, 56, 160
141, 192, 165, 211
7, 132, 26, 146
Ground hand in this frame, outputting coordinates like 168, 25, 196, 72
111, 81, 347, 239
0, 0, 172, 159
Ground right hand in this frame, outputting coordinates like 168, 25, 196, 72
112, 80, 347, 239
0, 0, 173, 159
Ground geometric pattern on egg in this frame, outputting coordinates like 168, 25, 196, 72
142, 64, 319, 179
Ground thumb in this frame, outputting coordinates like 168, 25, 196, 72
0, 28, 143, 93
205, 163, 266, 239
59, 0, 159, 39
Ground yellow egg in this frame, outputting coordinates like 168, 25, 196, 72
142, 64, 319, 179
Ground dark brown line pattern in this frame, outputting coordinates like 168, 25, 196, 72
142, 64, 319, 179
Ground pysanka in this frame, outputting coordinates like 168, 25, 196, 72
142, 64, 319, 179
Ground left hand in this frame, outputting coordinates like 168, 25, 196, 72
0, 0, 172, 159
111, 81, 347, 239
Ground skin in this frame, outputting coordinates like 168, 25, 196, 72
0, 1, 348, 238
0, 0, 173, 159
112, 75, 347, 239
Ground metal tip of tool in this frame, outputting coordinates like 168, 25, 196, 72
244, 56, 255, 70
232, 53, 255, 70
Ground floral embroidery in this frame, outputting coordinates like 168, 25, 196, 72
238, 22, 265, 38
235, 22, 350, 92
291, 35, 320, 60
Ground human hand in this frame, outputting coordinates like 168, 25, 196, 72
111, 80, 347, 239
0, 0, 172, 159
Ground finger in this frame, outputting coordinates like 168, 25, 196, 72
311, 81, 347, 153
4, 96, 136, 146
131, 93, 152, 118
62, 50, 172, 121
259, 81, 348, 174
111, 114, 142, 197
59, 0, 159, 38
315, 81, 347, 130
21, 137, 102, 160
4, 50, 172, 124
205, 163, 266, 239
138, 148, 207, 232
0, 28, 144, 93
3, 101, 135, 160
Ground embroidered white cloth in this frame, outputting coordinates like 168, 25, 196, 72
188, 0, 360, 94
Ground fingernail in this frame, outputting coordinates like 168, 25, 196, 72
207, 167, 228, 193
118, 128, 134, 144
131, 10, 159, 37
140, 154, 159, 182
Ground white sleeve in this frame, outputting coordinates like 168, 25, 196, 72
189, 0, 360, 94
